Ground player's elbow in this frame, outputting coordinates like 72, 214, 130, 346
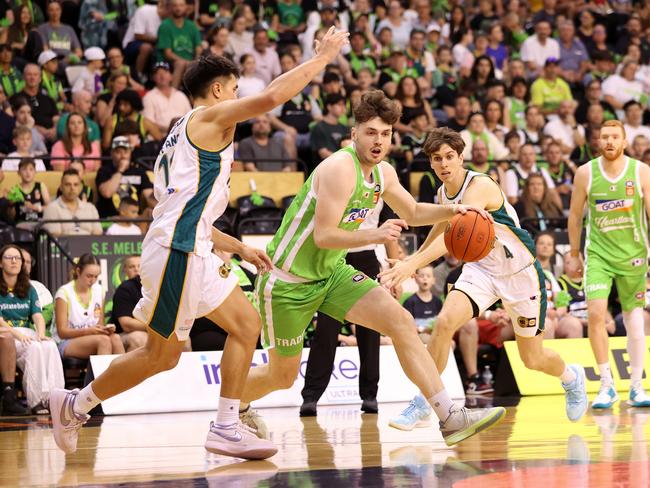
313, 228, 334, 249
258, 89, 284, 112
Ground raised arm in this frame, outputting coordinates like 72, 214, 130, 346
198, 27, 349, 128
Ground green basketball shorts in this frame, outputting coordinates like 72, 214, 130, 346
585, 255, 647, 311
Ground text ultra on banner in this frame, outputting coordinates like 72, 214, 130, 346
90, 345, 464, 415
504, 337, 650, 395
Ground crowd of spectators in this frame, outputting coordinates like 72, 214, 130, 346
2, 0, 650, 413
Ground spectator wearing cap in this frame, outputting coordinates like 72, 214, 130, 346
237, 114, 291, 171
247, 28, 281, 86
142, 62, 191, 133
557, 20, 589, 85
36, 1, 82, 66
520, 20, 560, 78
0, 44, 24, 97
530, 57, 573, 116
96, 136, 154, 218
50, 112, 102, 171
122, 0, 165, 81
57, 90, 101, 142
9, 64, 58, 141
602, 60, 645, 116
310, 93, 348, 162
623, 100, 650, 145
38, 50, 66, 111
543, 100, 585, 155
157, 0, 201, 89
72, 47, 105, 98
43, 169, 102, 236
102, 88, 162, 151
375, 0, 412, 49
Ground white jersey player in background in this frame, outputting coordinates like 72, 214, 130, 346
380, 128, 588, 429
49, 27, 350, 460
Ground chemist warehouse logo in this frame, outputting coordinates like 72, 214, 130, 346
595, 199, 633, 213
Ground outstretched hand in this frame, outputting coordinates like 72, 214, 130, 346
454, 205, 494, 223
240, 245, 273, 274
378, 258, 416, 290
314, 26, 350, 63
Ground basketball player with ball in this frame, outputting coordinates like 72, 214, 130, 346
381, 128, 588, 430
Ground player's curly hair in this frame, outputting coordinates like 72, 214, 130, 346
423, 127, 466, 157
353, 90, 402, 125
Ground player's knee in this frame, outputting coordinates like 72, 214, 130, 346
384, 307, 414, 337
460, 318, 478, 335
153, 351, 182, 373
520, 351, 542, 371
274, 366, 297, 389
434, 312, 458, 337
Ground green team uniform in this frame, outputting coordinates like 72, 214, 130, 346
584, 157, 648, 311
255, 146, 382, 356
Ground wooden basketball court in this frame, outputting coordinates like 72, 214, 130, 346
1, 394, 648, 487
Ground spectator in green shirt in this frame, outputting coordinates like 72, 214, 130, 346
530, 57, 573, 116
0, 44, 24, 97
157, 0, 201, 88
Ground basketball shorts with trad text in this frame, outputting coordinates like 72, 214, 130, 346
255, 261, 378, 357
133, 240, 238, 341
452, 260, 547, 338
584, 254, 647, 312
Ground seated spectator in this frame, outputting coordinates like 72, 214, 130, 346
504, 130, 522, 161
122, 0, 164, 81
402, 265, 443, 344
466, 138, 506, 185
55, 159, 93, 202
451, 28, 474, 79
404, 29, 435, 91
545, 141, 575, 202
36, 0, 82, 66
50, 113, 101, 171
10, 96, 47, 155
504, 143, 557, 205
446, 94, 471, 132
10, 64, 58, 142
484, 99, 507, 142
102, 89, 162, 151
6, 158, 50, 227
575, 80, 616, 125
584, 103, 605, 134
142, 62, 192, 134
52, 254, 125, 359
57, 90, 101, 143
393, 75, 435, 135
103, 47, 144, 93
2, 4, 44, 69
157, 0, 202, 88
486, 23, 507, 71
460, 112, 508, 161
96, 73, 129, 128
400, 110, 429, 171
19, 248, 54, 326
557, 19, 589, 85
623, 100, 650, 145
602, 61, 645, 116
227, 11, 254, 62
582, 50, 616, 88
0, 244, 63, 415
631, 135, 650, 160
202, 25, 234, 60
96, 136, 154, 218
0, 43, 25, 98
468, 55, 497, 105
238, 54, 266, 99
345, 31, 378, 81
38, 50, 65, 111
378, 50, 418, 97
43, 169, 103, 236
78, 0, 112, 49
0, 327, 27, 415
543, 100, 585, 155
520, 20, 560, 78
237, 114, 291, 171
513, 105, 544, 154
71, 47, 106, 99
105, 197, 142, 235
514, 173, 564, 233
111, 255, 148, 351
530, 57, 573, 116
571, 127, 601, 165
247, 27, 281, 86
1, 126, 46, 171
309, 94, 348, 164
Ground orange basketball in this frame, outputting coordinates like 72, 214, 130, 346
444, 210, 495, 262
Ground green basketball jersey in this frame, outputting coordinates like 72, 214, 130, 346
267, 146, 383, 281
585, 156, 648, 273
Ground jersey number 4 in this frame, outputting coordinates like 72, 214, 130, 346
503, 245, 514, 259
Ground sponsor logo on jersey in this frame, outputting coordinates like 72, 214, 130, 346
218, 263, 231, 278
595, 199, 633, 213
517, 316, 537, 328
166, 187, 177, 195
609, 185, 617, 192
352, 273, 367, 283
636, 292, 645, 300
373, 183, 381, 204
626, 180, 635, 196
343, 207, 370, 224
632, 258, 645, 267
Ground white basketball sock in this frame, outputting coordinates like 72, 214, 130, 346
428, 389, 455, 421
623, 308, 646, 386
598, 362, 613, 386
74, 383, 101, 415
216, 396, 240, 426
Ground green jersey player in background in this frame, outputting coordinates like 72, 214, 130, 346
239, 90, 506, 447
568, 120, 650, 409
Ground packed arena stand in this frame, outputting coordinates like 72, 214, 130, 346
0, 0, 650, 414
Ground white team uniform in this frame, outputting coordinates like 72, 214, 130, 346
133, 106, 238, 341
440, 170, 547, 337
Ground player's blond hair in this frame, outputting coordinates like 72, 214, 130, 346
602, 120, 626, 138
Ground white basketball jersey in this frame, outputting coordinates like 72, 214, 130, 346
146, 106, 233, 257
51, 282, 104, 342
440, 171, 535, 277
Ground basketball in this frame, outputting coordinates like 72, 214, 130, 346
444, 210, 495, 262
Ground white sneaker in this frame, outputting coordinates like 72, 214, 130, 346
628, 384, 650, 407
49, 388, 90, 454
240, 407, 269, 439
591, 383, 618, 409
205, 421, 278, 460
